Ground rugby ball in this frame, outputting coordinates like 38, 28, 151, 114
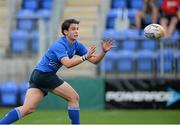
144, 24, 165, 40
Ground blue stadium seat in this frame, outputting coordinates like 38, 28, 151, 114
100, 49, 117, 73
111, 0, 127, 9
106, 17, 115, 29
157, 49, 174, 73
31, 30, 39, 52
11, 30, 29, 53
106, 9, 118, 29
103, 29, 116, 38
19, 82, 29, 105
42, 0, 53, 10
16, 9, 36, 31
107, 9, 130, 29
171, 30, 180, 42
124, 29, 140, 39
128, 9, 138, 25
117, 50, 135, 72
103, 29, 126, 39
141, 40, 156, 50
122, 40, 137, 50
136, 50, 155, 72
37, 9, 51, 19
129, 0, 143, 10
18, 19, 34, 30
23, 0, 39, 10
16, 9, 36, 19
0, 82, 19, 106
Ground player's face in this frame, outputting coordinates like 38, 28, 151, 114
66, 23, 79, 41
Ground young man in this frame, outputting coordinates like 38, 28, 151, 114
0, 19, 114, 124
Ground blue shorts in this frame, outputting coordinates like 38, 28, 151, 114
29, 69, 64, 96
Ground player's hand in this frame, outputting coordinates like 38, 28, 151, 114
101, 39, 116, 53
86, 46, 96, 59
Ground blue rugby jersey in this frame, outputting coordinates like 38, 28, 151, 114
35, 36, 88, 73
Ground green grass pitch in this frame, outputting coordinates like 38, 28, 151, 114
1, 108, 180, 124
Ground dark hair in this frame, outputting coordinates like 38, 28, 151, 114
61, 19, 80, 35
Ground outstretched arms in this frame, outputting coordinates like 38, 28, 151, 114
60, 39, 114, 68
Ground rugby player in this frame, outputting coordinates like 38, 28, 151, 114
0, 19, 114, 125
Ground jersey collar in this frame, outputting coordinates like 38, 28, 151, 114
62, 36, 77, 47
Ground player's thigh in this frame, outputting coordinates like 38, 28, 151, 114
23, 88, 44, 108
52, 82, 79, 101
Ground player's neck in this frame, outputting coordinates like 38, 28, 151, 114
66, 36, 74, 45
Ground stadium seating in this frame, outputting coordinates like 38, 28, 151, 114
19, 82, 29, 105
101, 0, 180, 77
124, 29, 140, 39
100, 49, 117, 73
0, 82, 29, 106
117, 50, 135, 72
0, 82, 19, 106
106, 9, 118, 29
122, 40, 137, 50
129, 0, 143, 10
141, 40, 156, 50
37, 9, 51, 19
111, 0, 127, 9
18, 19, 34, 31
31, 30, 39, 52
107, 9, 139, 29
157, 49, 175, 73
41, 0, 53, 10
171, 30, 180, 42
16, 9, 36, 18
136, 50, 155, 72
11, 30, 29, 53
23, 0, 39, 10
11, 0, 53, 54
103, 29, 126, 39
127, 9, 138, 25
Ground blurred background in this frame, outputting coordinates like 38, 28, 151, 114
0, 0, 180, 124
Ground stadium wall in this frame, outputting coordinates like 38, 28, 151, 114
38, 77, 105, 110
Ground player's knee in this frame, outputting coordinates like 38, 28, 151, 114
75, 93, 80, 102
70, 93, 80, 102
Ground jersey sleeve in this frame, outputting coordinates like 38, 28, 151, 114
75, 42, 88, 56
52, 43, 68, 61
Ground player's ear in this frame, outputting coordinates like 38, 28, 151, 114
64, 30, 68, 35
